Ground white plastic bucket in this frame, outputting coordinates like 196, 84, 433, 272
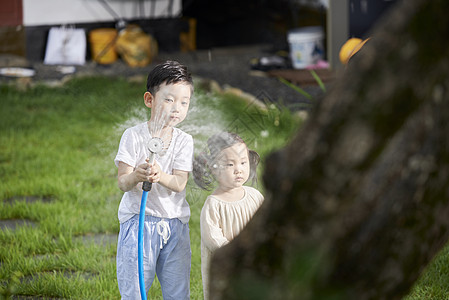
288, 26, 324, 69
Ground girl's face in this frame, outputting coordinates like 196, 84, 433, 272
145, 81, 191, 128
214, 142, 250, 191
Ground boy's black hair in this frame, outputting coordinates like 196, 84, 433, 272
146, 60, 193, 95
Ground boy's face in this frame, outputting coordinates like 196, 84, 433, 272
144, 82, 191, 128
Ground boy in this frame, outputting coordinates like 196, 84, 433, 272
115, 60, 194, 299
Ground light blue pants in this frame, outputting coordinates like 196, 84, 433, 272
117, 215, 191, 300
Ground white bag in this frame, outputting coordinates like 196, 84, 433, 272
44, 26, 86, 65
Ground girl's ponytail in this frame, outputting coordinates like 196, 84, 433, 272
192, 151, 215, 191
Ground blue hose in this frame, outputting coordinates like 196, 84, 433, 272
138, 181, 152, 300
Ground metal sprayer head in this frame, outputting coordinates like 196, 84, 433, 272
147, 137, 163, 163
142, 137, 164, 192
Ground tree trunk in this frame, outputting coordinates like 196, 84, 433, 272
210, 0, 449, 299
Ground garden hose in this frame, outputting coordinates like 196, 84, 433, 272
138, 137, 163, 300
138, 185, 150, 300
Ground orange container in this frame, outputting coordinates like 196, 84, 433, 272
89, 28, 118, 64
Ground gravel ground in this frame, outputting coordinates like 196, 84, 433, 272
1, 44, 329, 109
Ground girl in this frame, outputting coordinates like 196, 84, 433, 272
193, 132, 264, 300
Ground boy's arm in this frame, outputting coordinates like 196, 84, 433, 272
149, 133, 193, 193
157, 169, 189, 193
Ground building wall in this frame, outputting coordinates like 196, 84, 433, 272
18, 0, 184, 61
23, 0, 181, 26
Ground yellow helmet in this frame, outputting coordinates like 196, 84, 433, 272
339, 37, 370, 65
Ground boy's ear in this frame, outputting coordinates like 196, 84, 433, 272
144, 91, 154, 108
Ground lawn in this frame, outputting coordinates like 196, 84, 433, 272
0, 76, 300, 299
0, 75, 448, 299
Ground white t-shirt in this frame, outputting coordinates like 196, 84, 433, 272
200, 186, 264, 299
114, 122, 194, 224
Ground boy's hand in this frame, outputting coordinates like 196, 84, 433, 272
134, 161, 152, 183
135, 159, 161, 183
117, 161, 153, 192
148, 162, 161, 183
117, 160, 180, 192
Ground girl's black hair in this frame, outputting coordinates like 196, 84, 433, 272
193, 132, 260, 191
146, 60, 194, 95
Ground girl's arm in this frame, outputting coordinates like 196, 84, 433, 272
201, 201, 229, 251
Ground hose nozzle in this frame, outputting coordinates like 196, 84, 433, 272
142, 137, 164, 191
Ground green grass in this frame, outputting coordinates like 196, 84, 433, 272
405, 243, 449, 299
1, 75, 447, 299
0, 76, 301, 299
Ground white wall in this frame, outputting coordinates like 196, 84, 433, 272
296, 0, 329, 9
23, 0, 182, 26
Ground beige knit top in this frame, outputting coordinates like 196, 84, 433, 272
200, 186, 264, 299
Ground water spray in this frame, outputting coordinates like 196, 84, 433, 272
138, 136, 163, 300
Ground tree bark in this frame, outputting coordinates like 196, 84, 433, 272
210, 0, 449, 299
